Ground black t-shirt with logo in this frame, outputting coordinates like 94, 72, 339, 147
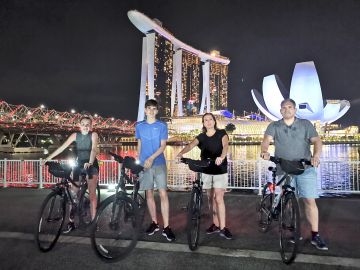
196, 129, 228, 175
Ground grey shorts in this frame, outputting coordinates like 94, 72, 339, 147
201, 173, 228, 189
139, 165, 167, 191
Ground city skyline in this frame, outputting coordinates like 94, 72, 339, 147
0, 0, 359, 126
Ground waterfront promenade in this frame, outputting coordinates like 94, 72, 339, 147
0, 188, 359, 269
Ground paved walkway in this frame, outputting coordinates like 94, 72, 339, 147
0, 188, 359, 269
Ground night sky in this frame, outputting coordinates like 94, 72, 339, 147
1, 0, 359, 126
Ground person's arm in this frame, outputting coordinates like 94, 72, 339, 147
144, 139, 166, 169
44, 133, 77, 162
176, 138, 199, 159
84, 132, 99, 169
310, 136, 322, 167
137, 139, 141, 161
215, 134, 229, 166
260, 134, 273, 160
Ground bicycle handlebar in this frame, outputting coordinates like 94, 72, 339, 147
269, 156, 312, 166
45, 161, 80, 187
109, 152, 144, 175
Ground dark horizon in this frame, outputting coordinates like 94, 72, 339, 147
0, 0, 359, 127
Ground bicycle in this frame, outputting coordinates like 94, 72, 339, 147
180, 157, 211, 251
90, 153, 144, 262
257, 156, 311, 264
34, 161, 100, 252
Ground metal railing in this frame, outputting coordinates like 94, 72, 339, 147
0, 159, 359, 194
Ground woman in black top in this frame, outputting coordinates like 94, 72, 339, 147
45, 115, 99, 233
176, 113, 232, 239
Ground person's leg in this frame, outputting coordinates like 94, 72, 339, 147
303, 198, 318, 232
87, 175, 98, 220
213, 188, 226, 229
158, 188, 169, 227
146, 189, 157, 223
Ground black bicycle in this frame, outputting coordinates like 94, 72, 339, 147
34, 161, 100, 252
90, 153, 144, 262
181, 157, 211, 251
257, 156, 311, 264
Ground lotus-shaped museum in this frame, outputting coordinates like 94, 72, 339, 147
251, 61, 350, 124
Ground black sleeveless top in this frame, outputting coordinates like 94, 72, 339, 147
196, 129, 228, 175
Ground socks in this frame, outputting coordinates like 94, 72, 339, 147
311, 231, 319, 239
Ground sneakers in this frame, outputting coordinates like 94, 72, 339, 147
206, 223, 220, 234
162, 226, 176, 242
219, 227, 233, 240
145, 221, 160, 235
63, 221, 76, 234
311, 234, 328, 250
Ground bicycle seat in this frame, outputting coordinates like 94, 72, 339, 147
46, 161, 71, 178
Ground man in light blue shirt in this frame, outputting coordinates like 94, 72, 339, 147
135, 99, 176, 242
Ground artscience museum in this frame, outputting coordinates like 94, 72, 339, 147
251, 61, 350, 124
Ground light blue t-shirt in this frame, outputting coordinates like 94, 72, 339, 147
135, 120, 168, 166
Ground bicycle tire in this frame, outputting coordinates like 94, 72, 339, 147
186, 188, 202, 251
257, 193, 273, 233
132, 188, 147, 228
279, 192, 300, 264
78, 183, 101, 227
34, 190, 66, 252
91, 194, 139, 262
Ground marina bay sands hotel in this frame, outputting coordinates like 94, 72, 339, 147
128, 10, 230, 121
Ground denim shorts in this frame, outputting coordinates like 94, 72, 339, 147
201, 173, 228, 189
289, 167, 319, 199
139, 165, 167, 191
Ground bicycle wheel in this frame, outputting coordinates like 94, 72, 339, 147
34, 191, 66, 252
187, 188, 202, 251
279, 192, 300, 264
91, 194, 139, 262
78, 183, 101, 227
257, 193, 273, 233
132, 182, 147, 227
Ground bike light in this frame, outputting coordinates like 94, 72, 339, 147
67, 158, 77, 168
135, 159, 140, 165
107, 184, 116, 190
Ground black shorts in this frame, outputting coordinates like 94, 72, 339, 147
72, 161, 99, 181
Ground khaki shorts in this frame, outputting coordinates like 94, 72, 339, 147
201, 173, 228, 189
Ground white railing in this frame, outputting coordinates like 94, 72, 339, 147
0, 159, 359, 194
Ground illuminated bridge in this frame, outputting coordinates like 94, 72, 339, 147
0, 100, 135, 150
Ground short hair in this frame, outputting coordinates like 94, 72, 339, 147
145, 99, 158, 108
280, 98, 296, 108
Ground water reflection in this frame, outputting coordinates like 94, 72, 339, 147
1, 144, 359, 161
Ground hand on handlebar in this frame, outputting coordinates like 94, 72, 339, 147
260, 151, 270, 160
215, 156, 224, 166
83, 162, 92, 169
311, 156, 320, 167
175, 153, 183, 163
